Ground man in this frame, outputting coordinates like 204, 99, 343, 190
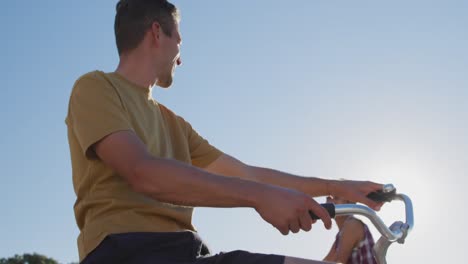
66, 1, 383, 263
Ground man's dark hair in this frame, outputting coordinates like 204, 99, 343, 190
114, 0, 179, 55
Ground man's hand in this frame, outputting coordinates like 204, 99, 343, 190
329, 180, 384, 210
254, 186, 332, 235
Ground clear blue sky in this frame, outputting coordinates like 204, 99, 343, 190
1, 1, 467, 263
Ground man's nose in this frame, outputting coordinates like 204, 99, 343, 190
176, 57, 182, 66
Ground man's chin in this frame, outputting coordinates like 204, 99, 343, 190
158, 84, 171, 89
156, 78, 173, 88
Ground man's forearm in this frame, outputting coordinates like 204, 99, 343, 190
248, 166, 336, 197
246, 165, 382, 210
131, 157, 272, 208
203, 154, 336, 197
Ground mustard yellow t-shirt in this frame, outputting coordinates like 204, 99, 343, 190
65, 71, 222, 261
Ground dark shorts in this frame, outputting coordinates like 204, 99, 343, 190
81, 231, 285, 264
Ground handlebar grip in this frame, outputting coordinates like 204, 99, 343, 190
309, 203, 336, 220
367, 188, 397, 202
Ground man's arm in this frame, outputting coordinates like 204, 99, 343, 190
93, 130, 332, 234
94, 130, 257, 208
205, 154, 383, 210
205, 154, 333, 196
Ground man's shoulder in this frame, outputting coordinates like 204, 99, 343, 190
158, 103, 189, 124
71, 70, 114, 96
73, 70, 109, 87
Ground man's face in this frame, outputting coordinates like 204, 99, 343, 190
156, 21, 182, 88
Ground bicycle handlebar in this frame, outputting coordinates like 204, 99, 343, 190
308, 184, 413, 264
308, 192, 414, 242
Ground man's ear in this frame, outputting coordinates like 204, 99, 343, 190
150, 22, 161, 47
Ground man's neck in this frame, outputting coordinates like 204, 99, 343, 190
115, 53, 158, 89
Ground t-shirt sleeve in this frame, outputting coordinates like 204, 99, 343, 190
179, 117, 223, 168
67, 74, 133, 159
